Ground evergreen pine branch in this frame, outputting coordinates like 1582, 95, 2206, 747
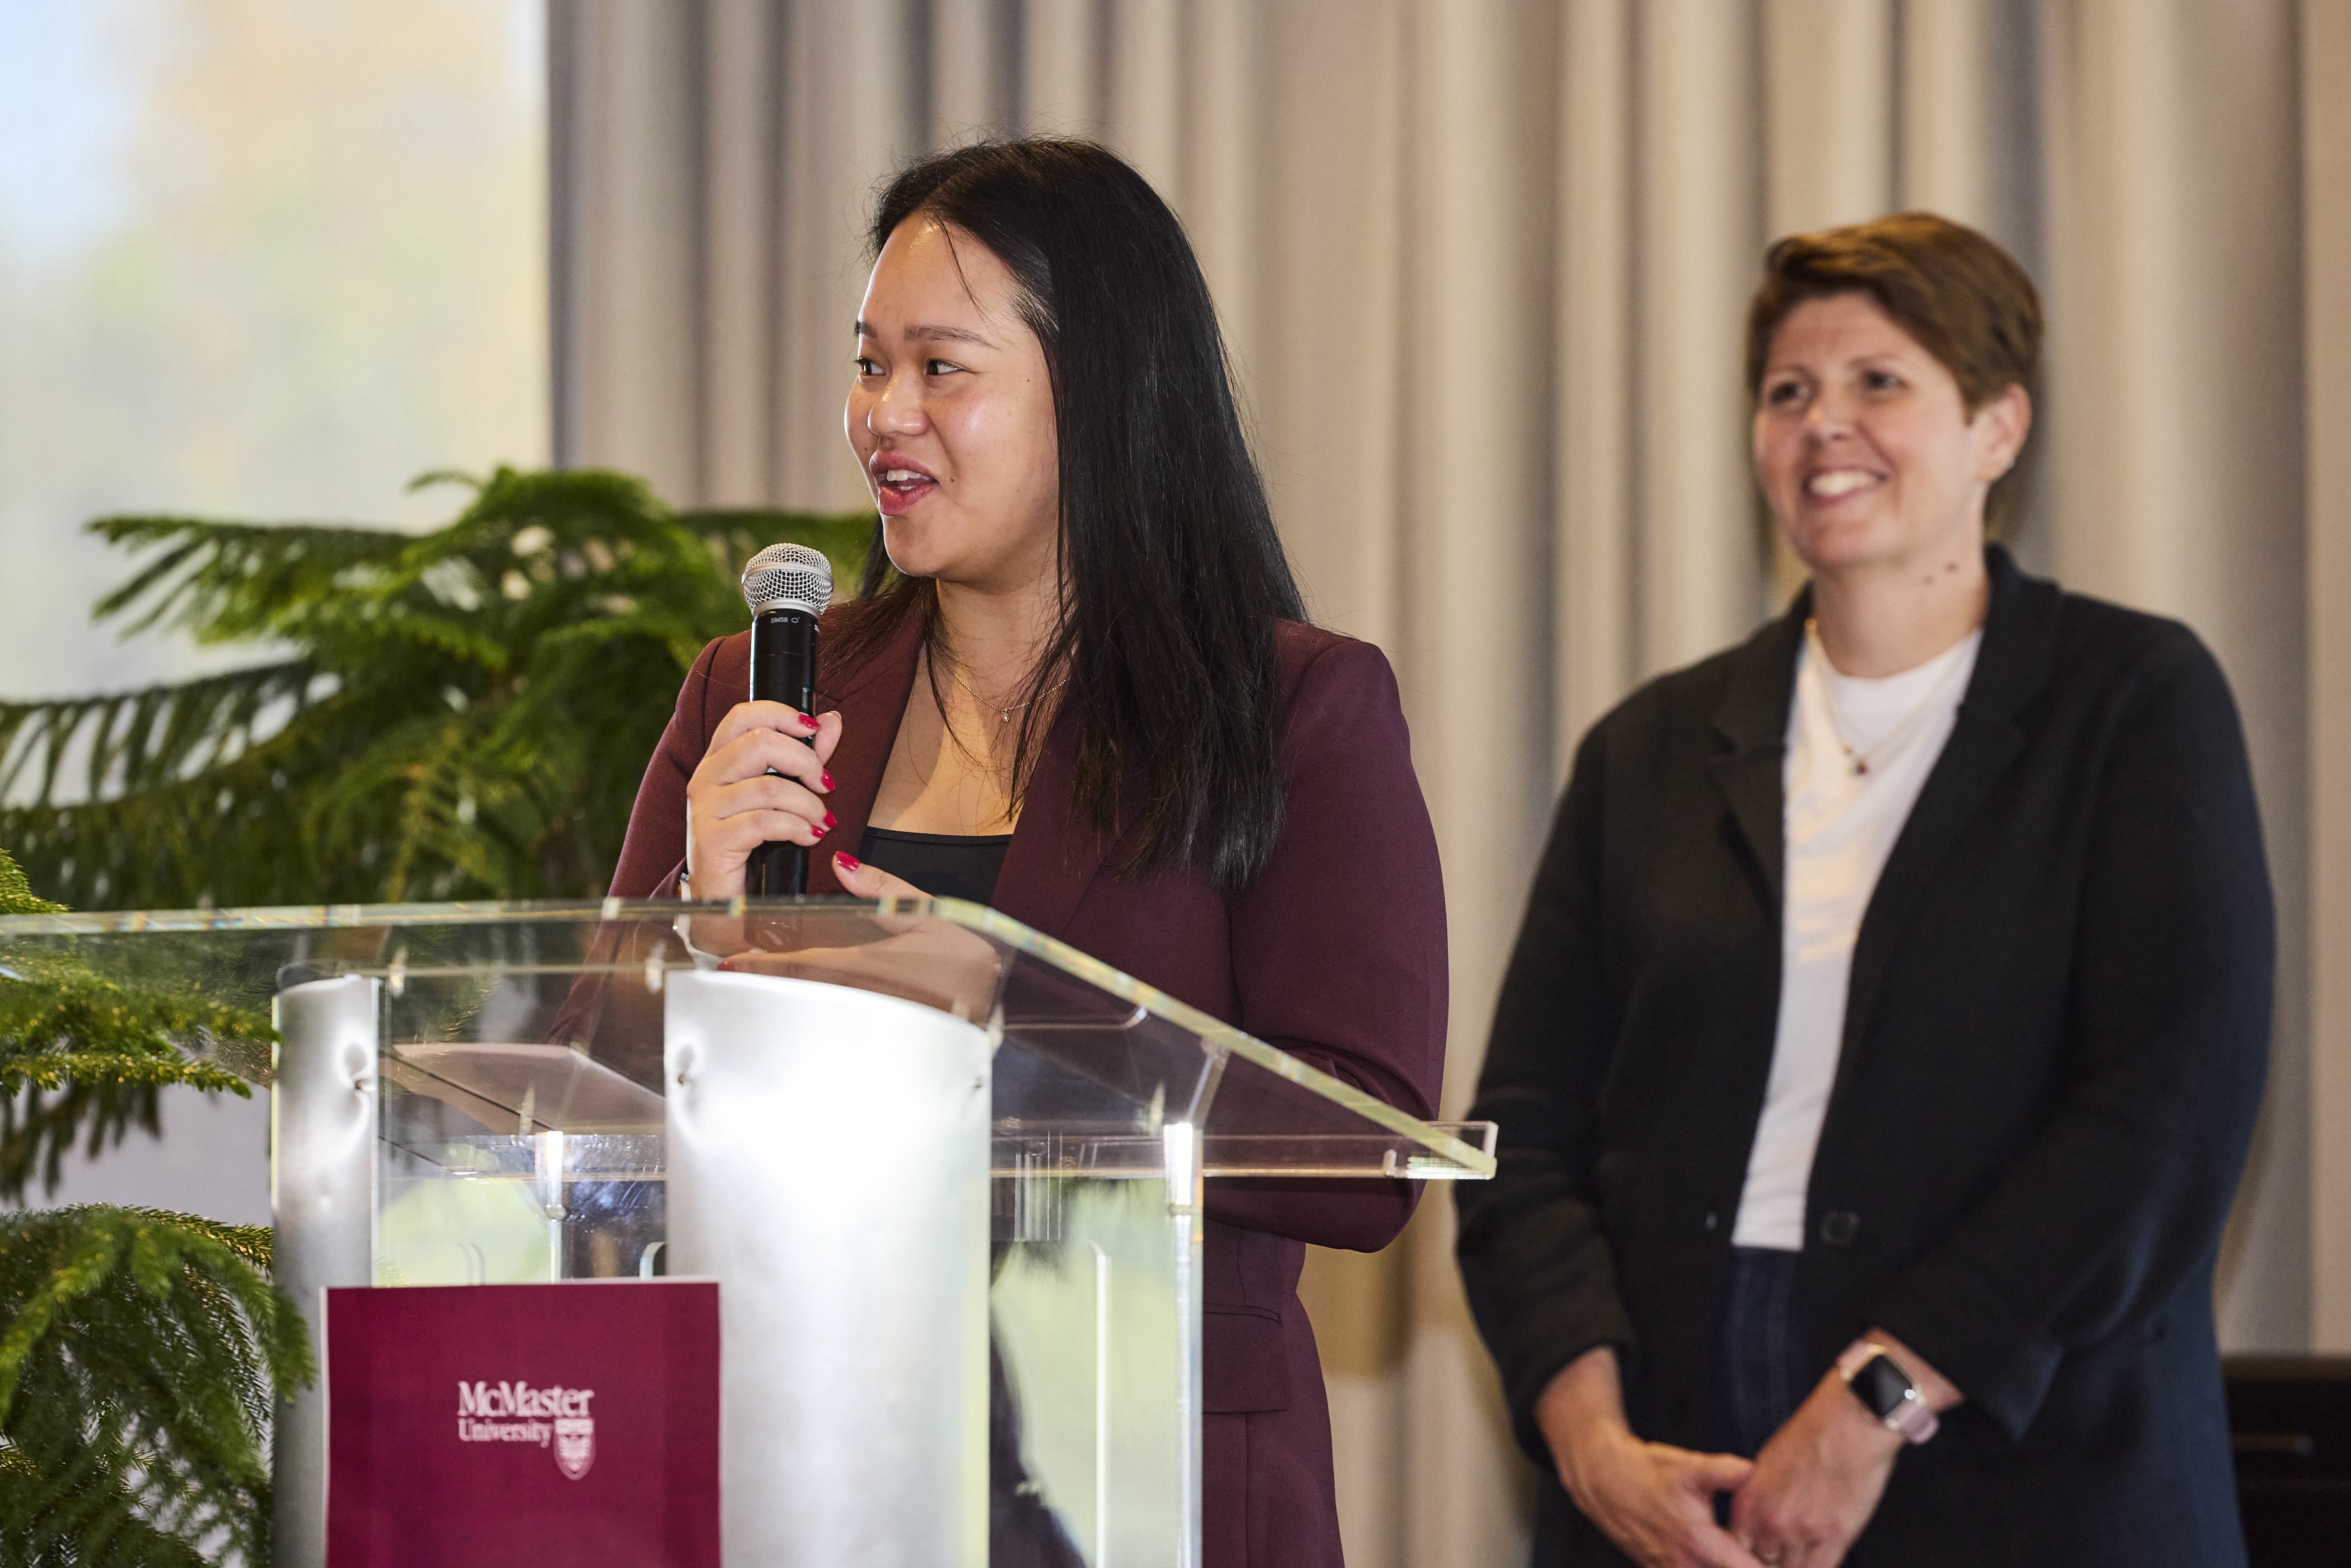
0, 948, 267, 1204
0, 1207, 310, 1567
0, 852, 61, 916
0, 850, 270, 1204
0, 1449, 212, 1568
0, 852, 296, 1562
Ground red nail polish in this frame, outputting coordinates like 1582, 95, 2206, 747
822, 811, 837, 829
835, 852, 862, 873
799, 712, 819, 731
810, 824, 826, 839
820, 771, 835, 790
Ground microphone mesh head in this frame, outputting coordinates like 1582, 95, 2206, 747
741, 542, 833, 616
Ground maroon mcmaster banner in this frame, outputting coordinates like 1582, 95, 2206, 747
325, 1280, 720, 1568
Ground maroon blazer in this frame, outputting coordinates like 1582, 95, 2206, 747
608, 612, 1450, 1567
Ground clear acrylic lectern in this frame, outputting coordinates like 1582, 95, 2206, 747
0, 899, 1495, 1567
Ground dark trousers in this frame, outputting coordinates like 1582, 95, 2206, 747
1703, 1245, 1814, 1460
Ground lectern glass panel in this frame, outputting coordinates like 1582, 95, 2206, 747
0, 899, 1495, 1568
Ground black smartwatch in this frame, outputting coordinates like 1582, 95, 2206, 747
1836, 1339, 1940, 1444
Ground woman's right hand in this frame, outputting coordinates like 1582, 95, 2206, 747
1537, 1347, 1763, 1568
684, 700, 844, 897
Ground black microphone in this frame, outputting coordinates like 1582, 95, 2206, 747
739, 543, 834, 896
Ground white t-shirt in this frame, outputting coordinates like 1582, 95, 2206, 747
1729, 622, 1983, 1252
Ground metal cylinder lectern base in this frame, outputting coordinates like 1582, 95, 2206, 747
270, 975, 382, 1568
664, 970, 992, 1567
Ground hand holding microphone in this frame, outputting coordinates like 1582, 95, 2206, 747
682, 544, 839, 899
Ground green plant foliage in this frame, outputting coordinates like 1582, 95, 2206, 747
0, 844, 270, 1206
0, 468, 874, 910
0, 472, 867, 1559
0, 849, 62, 916
0, 1206, 312, 1567
0, 851, 298, 1561
0, 951, 263, 1206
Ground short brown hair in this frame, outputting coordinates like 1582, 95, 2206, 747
1745, 211, 2043, 411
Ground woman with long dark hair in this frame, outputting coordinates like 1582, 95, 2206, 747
607, 139, 1449, 1567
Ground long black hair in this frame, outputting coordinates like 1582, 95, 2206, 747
830, 138, 1306, 891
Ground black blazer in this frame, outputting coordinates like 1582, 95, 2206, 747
1456, 547, 2273, 1567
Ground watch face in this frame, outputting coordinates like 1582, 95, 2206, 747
1853, 1352, 1915, 1421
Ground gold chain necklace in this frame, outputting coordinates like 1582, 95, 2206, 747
1804, 618, 1963, 778
938, 650, 1067, 727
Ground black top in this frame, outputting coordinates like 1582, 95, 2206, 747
1455, 545, 2273, 1566
856, 826, 1014, 906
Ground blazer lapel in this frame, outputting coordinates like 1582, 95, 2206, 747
1836, 545, 2058, 1068
1708, 606, 1807, 918
807, 617, 922, 896
813, 617, 1123, 933
991, 701, 1117, 942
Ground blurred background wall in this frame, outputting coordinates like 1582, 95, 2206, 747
547, 1, 2335, 1560
5, 2, 2348, 1563
0, 0, 549, 701
0, 0, 550, 1228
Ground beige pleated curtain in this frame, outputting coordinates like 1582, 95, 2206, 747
549, 2, 2344, 1561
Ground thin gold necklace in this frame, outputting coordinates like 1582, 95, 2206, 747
937, 649, 1067, 727
1804, 618, 1962, 778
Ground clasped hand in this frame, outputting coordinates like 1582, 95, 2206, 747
1539, 1349, 1903, 1568
1721, 1373, 1902, 1568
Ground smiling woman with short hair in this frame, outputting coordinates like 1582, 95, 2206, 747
1457, 213, 2273, 1568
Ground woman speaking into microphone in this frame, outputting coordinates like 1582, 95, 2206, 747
605, 139, 1448, 1567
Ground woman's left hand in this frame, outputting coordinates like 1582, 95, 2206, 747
828, 852, 924, 902
713, 854, 1003, 1021
1727, 1375, 1900, 1568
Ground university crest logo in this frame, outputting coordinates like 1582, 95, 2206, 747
554, 1415, 596, 1480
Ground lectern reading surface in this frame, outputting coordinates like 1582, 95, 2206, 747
0, 898, 1495, 1567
